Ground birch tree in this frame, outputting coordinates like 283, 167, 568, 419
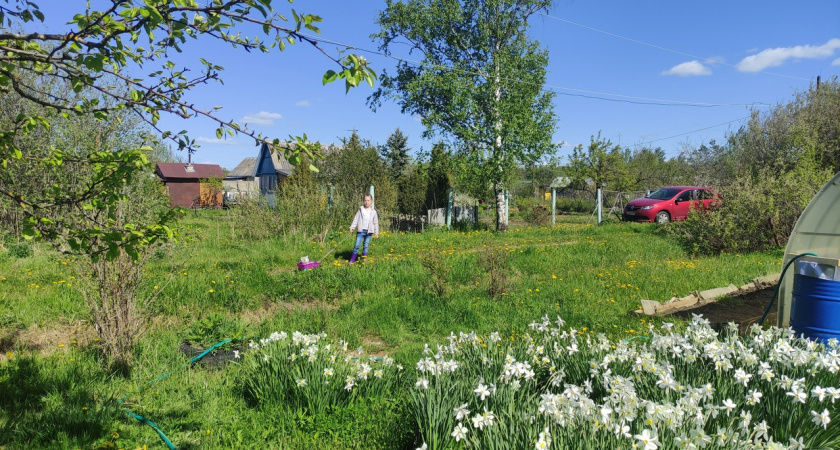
370, 0, 556, 231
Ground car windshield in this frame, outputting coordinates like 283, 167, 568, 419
647, 188, 681, 200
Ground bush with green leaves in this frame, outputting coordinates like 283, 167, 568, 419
669, 165, 832, 255
398, 166, 430, 216
6, 242, 33, 259
515, 197, 550, 226
555, 196, 592, 214
477, 246, 510, 298
183, 313, 246, 348
319, 132, 398, 226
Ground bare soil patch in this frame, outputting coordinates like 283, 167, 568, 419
670, 285, 777, 332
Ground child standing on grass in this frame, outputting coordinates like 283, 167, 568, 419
349, 194, 379, 263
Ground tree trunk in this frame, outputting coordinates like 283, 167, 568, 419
493, 48, 508, 232
495, 185, 508, 232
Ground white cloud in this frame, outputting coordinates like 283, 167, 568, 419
737, 38, 840, 72
195, 137, 240, 146
295, 100, 311, 107
662, 60, 712, 76
239, 110, 283, 126
833, 57, 840, 66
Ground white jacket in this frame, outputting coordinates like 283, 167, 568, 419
350, 206, 379, 235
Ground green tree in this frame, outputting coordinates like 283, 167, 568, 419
0, 0, 375, 254
727, 77, 840, 177
0, 0, 375, 369
625, 147, 686, 191
678, 139, 735, 187
397, 164, 429, 215
671, 79, 840, 254
370, 0, 557, 231
567, 132, 629, 196
320, 132, 397, 222
381, 127, 412, 181
425, 141, 452, 211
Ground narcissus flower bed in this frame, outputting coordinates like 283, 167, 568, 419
240, 317, 840, 449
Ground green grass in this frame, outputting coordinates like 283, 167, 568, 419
0, 212, 783, 449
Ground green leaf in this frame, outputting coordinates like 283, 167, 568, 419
21, 227, 38, 240
322, 70, 338, 85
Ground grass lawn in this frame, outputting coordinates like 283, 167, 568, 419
0, 212, 784, 449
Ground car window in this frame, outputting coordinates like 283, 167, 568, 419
675, 191, 692, 202
698, 189, 716, 200
647, 188, 681, 200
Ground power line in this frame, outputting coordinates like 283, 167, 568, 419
298, 25, 782, 148
544, 84, 767, 108
640, 116, 750, 146
303, 32, 769, 108
539, 13, 812, 82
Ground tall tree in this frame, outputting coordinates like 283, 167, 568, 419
370, 0, 557, 231
567, 132, 629, 196
0, 0, 375, 370
0, 0, 375, 255
320, 131, 397, 220
381, 127, 412, 180
425, 141, 452, 211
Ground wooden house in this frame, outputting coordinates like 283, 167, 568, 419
222, 157, 259, 199
254, 142, 294, 196
155, 162, 225, 208
223, 142, 342, 205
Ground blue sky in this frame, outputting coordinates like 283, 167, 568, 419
41, 1, 840, 170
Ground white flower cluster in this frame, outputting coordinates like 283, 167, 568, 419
413, 315, 840, 449
244, 330, 403, 405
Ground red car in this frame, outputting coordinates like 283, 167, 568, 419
623, 186, 720, 224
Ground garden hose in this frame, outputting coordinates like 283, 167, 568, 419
118, 337, 243, 450
758, 252, 819, 326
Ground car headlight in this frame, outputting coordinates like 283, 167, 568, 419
640, 205, 653, 210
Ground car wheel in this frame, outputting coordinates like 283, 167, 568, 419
655, 211, 670, 224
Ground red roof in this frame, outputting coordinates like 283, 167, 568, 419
155, 163, 224, 180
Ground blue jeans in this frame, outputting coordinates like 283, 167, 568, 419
352, 229, 372, 255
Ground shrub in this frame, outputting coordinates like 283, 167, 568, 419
555, 196, 592, 214
7, 242, 32, 258
398, 167, 429, 216
183, 313, 246, 347
669, 166, 832, 255
516, 197, 550, 226
419, 253, 451, 299
477, 247, 509, 298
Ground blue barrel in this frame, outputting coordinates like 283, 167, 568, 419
790, 274, 840, 342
